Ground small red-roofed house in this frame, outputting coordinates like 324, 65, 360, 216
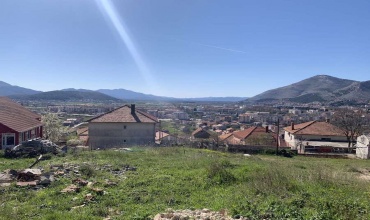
0, 97, 43, 149
191, 127, 211, 139
88, 104, 158, 148
229, 126, 277, 146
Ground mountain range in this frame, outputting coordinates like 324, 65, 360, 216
0, 81, 41, 96
10, 90, 120, 102
248, 75, 370, 104
2, 75, 370, 104
0, 81, 247, 102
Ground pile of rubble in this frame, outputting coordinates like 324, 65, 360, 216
0, 161, 136, 189
0, 168, 54, 188
154, 208, 249, 220
4, 138, 64, 158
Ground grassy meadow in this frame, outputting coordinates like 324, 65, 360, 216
1, 147, 370, 219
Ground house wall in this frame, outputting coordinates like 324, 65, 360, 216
356, 135, 370, 159
88, 122, 156, 149
0, 123, 17, 149
0, 124, 43, 149
19, 126, 43, 144
284, 131, 297, 148
284, 131, 347, 149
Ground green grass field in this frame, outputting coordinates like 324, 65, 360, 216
1, 147, 370, 220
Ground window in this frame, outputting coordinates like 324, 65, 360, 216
124, 125, 127, 129
31, 129, 35, 138
124, 140, 126, 143
2, 134, 15, 147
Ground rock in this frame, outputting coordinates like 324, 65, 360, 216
0, 173, 13, 183
104, 179, 117, 187
84, 193, 94, 202
21, 169, 42, 176
71, 204, 85, 209
6, 169, 18, 176
54, 171, 65, 176
39, 173, 54, 186
91, 187, 104, 195
154, 214, 162, 220
16, 181, 37, 187
39, 176, 51, 186
87, 182, 95, 188
61, 184, 80, 193
202, 208, 210, 213
5, 138, 61, 158
72, 178, 88, 186
17, 169, 41, 182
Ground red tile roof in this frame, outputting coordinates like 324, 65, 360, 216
283, 121, 344, 136
192, 127, 203, 136
232, 126, 277, 145
0, 97, 43, 132
89, 105, 158, 123
233, 126, 258, 140
191, 127, 212, 138
219, 133, 233, 141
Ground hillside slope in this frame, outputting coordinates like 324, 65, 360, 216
249, 75, 370, 103
10, 90, 120, 102
0, 81, 41, 96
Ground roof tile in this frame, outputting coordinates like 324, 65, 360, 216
89, 105, 158, 123
0, 97, 42, 132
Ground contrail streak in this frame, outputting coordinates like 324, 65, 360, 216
95, 0, 158, 93
195, 42, 248, 54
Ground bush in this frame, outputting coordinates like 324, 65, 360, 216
79, 164, 95, 178
66, 138, 84, 146
207, 160, 236, 184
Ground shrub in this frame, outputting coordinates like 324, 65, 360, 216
207, 160, 236, 184
79, 164, 95, 178
66, 138, 84, 146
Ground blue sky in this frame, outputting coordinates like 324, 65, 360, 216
1, 0, 369, 98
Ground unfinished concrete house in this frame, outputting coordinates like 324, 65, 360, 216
88, 104, 158, 149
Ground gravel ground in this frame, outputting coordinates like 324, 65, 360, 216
153, 208, 249, 220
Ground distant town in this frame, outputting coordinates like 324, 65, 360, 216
1, 74, 370, 159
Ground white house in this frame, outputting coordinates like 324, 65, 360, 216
356, 135, 370, 159
284, 121, 348, 152
88, 104, 158, 149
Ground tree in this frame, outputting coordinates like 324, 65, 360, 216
332, 109, 365, 148
42, 113, 67, 143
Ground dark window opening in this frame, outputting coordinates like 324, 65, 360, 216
6, 136, 15, 145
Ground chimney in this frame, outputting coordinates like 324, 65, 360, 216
131, 104, 135, 115
291, 122, 295, 130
